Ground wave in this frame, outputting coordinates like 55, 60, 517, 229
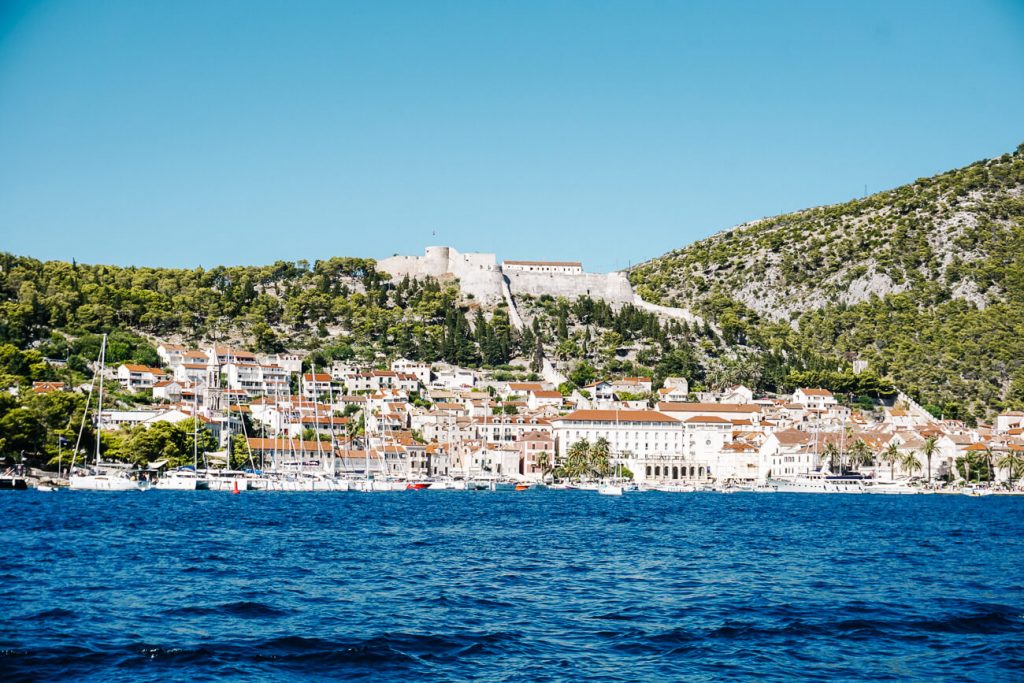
160, 601, 291, 618
0, 631, 528, 680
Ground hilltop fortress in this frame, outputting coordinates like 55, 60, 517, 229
377, 247, 635, 306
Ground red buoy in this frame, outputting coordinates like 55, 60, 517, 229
232, 480, 240, 495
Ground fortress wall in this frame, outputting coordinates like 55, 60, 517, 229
378, 246, 637, 307
505, 271, 635, 306
376, 254, 446, 279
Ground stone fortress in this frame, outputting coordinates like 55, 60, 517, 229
377, 246, 636, 307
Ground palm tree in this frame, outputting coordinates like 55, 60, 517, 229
882, 443, 901, 479
900, 451, 922, 478
537, 451, 553, 483
981, 445, 996, 484
590, 437, 612, 479
921, 435, 939, 483
847, 439, 872, 472
997, 448, 1024, 489
822, 442, 840, 473
565, 439, 590, 481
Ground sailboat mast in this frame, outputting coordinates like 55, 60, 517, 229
95, 333, 107, 467
193, 380, 199, 469
326, 367, 336, 476
312, 364, 324, 474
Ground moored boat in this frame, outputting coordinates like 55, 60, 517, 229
768, 471, 866, 494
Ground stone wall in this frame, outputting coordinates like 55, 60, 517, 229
377, 245, 705, 329
503, 270, 634, 305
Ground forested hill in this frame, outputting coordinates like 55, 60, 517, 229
630, 143, 1024, 421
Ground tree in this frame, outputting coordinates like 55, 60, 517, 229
847, 439, 872, 471
901, 451, 922, 478
564, 440, 590, 481
997, 448, 1024, 488
590, 438, 612, 478
537, 451, 553, 483
881, 443, 901, 479
980, 445, 997, 484
0, 407, 46, 461
921, 435, 939, 483
568, 362, 596, 388
822, 442, 840, 473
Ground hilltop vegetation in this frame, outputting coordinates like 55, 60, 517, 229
630, 144, 1024, 420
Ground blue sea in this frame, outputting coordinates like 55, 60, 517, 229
1, 490, 1022, 681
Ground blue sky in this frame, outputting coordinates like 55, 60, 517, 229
1, 1, 1022, 273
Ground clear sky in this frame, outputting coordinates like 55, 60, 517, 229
1, 1, 1023, 273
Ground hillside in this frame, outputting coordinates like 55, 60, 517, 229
630, 143, 1024, 420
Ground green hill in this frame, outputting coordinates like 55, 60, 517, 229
630, 143, 1024, 421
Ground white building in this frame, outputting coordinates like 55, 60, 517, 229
996, 411, 1024, 434
528, 390, 563, 411
503, 260, 583, 274
156, 343, 187, 368
273, 353, 304, 375
175, 363, 210, 386
391, 358, 432, 386
550, 409, 684, 463
302, 373, 335, 399
117, 364, 167, 392
793, 388, 837, 411
224, 363, 290, 398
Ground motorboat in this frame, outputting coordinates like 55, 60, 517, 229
201, 469, 251, 491
154, 467, 209, 490
767, 471, 866, 494
862, 479, 922, 495
70, 469, 147, 491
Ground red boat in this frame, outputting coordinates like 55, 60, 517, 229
406, 482, 430, 490
515, 484, 531, 491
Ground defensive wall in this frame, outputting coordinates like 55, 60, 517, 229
376, 247, 635, 306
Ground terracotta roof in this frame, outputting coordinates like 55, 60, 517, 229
521, 430, 554, 441
299, 416, 349, 425
303, 373, 333, 382
658, 402, 760, 413
121, 364, 165, 374
246, 438, 332, 453
772, 429, 813, 446
684, 415, 732, 424
723, 442, 758, 452
555, 410, 679, 424
532, 391, 563, 399
797, 388, 833, 397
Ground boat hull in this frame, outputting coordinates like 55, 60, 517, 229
69, 475, 144, 491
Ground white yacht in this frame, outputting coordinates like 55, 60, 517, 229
154, 468, 209, 490
201, 469, 250, 491
70, 470, 145, 491
861, 479, 922, 495
767, 471, 866, 494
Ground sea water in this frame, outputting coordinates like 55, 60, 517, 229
1, 490, 1022, 681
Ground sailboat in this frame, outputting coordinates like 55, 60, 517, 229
156, 383, 209, 490
70, 334, 148, 491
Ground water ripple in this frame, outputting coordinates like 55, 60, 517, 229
0, 490, 1022, 681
